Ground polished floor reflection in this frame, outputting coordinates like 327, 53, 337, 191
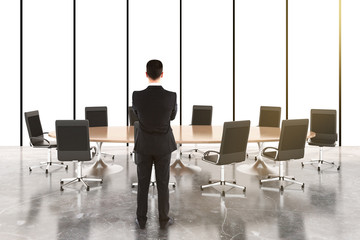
0, 145, 358, 240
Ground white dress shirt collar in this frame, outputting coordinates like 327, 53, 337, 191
148, 82, 162, 86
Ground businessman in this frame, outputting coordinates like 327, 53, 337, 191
132, 59, 177, 229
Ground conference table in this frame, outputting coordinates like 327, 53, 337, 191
50, 125, 315, 176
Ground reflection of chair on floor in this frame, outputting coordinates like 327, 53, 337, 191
182, 105, 212, 158
201, 120, 250, 196
85, 106, 115, 160
131, 122, 176, 189
25, 110, 68, 174
56, 120, 103, 191
248, 106, 281, 160
301, 109, 340, 171
260, 119, 309, 191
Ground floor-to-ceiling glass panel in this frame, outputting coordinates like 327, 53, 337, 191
182, 0, 233, 125
129, 0, 180, 124
235, 0, 286, 125
0, 1, 20, 145
23, 0, 73, 143
288, 0, 339, 128
342, 0, 360, 146
76, 0, 126, 128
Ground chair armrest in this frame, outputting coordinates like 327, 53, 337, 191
261, 147, 279, 159
43, 132, 49, 135
203, 150, 220, 164
90, 146, 97, 159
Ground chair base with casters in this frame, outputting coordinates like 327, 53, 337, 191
260, 161, 304, 191
60, 161, 103, 191
29, 147, 68, 174
301, 146, 340, 171
201, 164, 246, 197
131, 163, 176, 189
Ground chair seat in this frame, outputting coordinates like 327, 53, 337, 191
33, 140, 57, 148
262, 151, 277, 160
308, 140, 335, 147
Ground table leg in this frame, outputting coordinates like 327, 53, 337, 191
170, 144, 201, 173
237, 142, 277, 176
84, 142, 123, 177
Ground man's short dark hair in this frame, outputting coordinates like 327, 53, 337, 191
146, 60, 163, 80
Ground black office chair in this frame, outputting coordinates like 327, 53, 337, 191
24, 110, 68, 173
301, 109, 340, 171
250, 106, 281, 160
260, 119, 309, 191
200, 120, 250, 196
56, 120, 103, 191
85, 106, 115, 160
183, 105, 213, 158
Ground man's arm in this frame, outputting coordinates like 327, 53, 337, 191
170, 93, 177, 121
132, 92, 139, 119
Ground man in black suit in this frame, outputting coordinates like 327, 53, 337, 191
132, 59, 177, 229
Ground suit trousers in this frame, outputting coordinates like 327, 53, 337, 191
136, 153, 171, 224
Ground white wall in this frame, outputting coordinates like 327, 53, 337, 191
0, 0, 359, 146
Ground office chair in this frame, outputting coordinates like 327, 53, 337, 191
182, 105, 213, 158
301, 109, 340, 171
56, 120, 103, 191
128, 106, 139, 156
85, 106, 115, 160
200, 120, 250, 196
249, 106, 281, 160
24, 110, 68, 173
259, 119, 309, 191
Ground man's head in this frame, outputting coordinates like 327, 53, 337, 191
146, 59, 163, 81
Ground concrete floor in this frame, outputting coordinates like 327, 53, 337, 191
0, 144, 359, 240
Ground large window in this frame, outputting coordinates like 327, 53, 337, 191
235, 0, 286, 125
342, 0, 360, 146
76, 0, 127, 127
23, 0, 73, 143
0, 1, 20, 145
182, 0, 233, 125
288, 0, 339, 127
129, 0, 180, 124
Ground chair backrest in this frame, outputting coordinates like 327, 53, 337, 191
128, 106, 139, 126
56, 120, 91, 161
310, 109, 337, 144
191, 105, 213, 125
85, 106, 108, 127
218, 120, 250, 165
277, 119, 309, 161
259, 106, 281, 127
24, 110, 44, 145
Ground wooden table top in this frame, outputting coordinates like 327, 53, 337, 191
49, 125, 315, 144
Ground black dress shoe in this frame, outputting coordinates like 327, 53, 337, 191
160, 217, 174, 229
135, 218, 146, 229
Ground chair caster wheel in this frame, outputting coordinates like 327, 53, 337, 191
233, 181, 236, 184
246, 154, 249, 158
280, 186, 284, 191
172, 185, 176, 189
200, 186, 203, 191
60, 181, 64, 184
65, 165, 68, 170
208, 180, 212, 184
60, 187, 64, 191
112, 156, 115, 160
131, 185, 135, 188
188, 154, 191, 158
86, 186, 90, 191
100, 180, 103, 184
301, 163, 304, 167
317, 167, 320, 171
292, 178, 295, 180
259, 180, 262, 185
267, 176, 271, 179
301, 184, 305, 189
29, 167, 32, 171
45, 169, 48, 174
243, 187, 246, 192
221, 191, 225, 197
337, 166, 341, 171
255, 156, 258, 161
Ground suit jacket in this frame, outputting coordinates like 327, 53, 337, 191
132, 86, 177, 155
